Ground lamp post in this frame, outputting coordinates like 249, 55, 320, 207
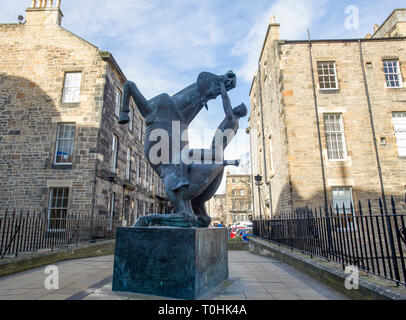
254, 174, 263, 221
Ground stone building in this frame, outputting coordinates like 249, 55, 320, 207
248, 9, 406, 219
0, 0, 169, 226
206, 194, 226, 226
225, 173, 252, 226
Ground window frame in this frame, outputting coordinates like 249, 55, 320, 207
332, 186, 356, 231
126, 146, 132, 180
111, 135, 119, 173
108, 192, 115, 230
128, 105, 134, 132
61, 71, 82, 103
392, 112, 406, 157
317, 61, 339, 91
323, 113, 348, 161
383, 60, 403, 89
54, 123, 75, 165
47, 187, 70, 231
115, 88, 122, 118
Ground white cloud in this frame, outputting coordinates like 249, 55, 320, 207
232, 0, 328, 82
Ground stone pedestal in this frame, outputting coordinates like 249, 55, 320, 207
112, 226, 228, 300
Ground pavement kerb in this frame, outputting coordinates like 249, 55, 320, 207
0, 239, 115, 278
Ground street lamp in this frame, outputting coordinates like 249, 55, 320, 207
254, 174, 263, 221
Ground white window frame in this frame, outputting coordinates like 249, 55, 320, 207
126, 147, 131, 180
324, 113, 347, 161
392, 112, 406, 157
108, 192, 115, 230
136, 155, 140, 181
62, 72, 82, 103
115, 89, 122, 117
232, 200, 237, 211
317, 61, 339, 91
240, 200, 245, 211
129, 106, 134, 132
384, 60, 403, 88
54, 123, 75, 165
47, 187, 69, 231
144, 161, 148, 185
111, 135, 119, 173
332, 186, 356, 231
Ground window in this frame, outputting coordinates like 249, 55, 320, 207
115, 89, 122, 117
129, 106, 134, 132
240, 200, 245, 211
126, 147, 131, 180
62, 72, 81, 103
232, 189, 236, 196
136, 155, 140, 181
232, 178, 236, 183
139, 120, 143, 142
384, 60, 403, 88
144, 161, 148, 184
54, 123, 75, 164
108, 192, 115, 230
240, 189, 245, 196
393, 112, 406, 156
332, 187, 353, 214
48, 187, 69, 231
317, 62, 338, 90
324, 114, 347, 161
232, 200, 237, 211
111, 135, 119, 173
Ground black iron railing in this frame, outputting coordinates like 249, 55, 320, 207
253, 196, 406, 286
0, 210, 121, 260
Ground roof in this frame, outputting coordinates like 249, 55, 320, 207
372, 8, 406, 37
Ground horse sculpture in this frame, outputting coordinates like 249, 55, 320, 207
118, 71, 247, 228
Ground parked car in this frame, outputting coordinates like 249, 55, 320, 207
229, 226, 246, 239
237, 228, 253, 242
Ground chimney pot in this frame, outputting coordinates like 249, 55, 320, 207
26, 0, 63, 26
269, 14, 280, 40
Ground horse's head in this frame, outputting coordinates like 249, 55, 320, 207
197, 71, 236, 108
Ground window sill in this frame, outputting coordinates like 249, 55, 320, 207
52, 164, 72, 170
60, 102, 80, 107
319, 89, 340, 94
385, 86, 404, 90
327, 159, 348, 162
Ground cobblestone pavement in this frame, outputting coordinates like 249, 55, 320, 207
0, 251, 348, 300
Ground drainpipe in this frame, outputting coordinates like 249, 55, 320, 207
307, 29, 328, 210
358, 40, 387, 210
308, 30, 332, 249
257, 61, 273, 218
358, 40, 400, 281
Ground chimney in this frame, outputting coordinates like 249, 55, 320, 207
269, 15, 280, 40
373, 24, 380, 33
25, 0, 63, 26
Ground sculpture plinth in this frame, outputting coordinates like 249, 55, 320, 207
112, 227, 228, 300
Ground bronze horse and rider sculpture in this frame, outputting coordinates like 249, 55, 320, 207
118, 71, 247, 228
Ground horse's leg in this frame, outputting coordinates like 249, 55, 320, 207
133, 172, 196, 227
192, 200, 211, 227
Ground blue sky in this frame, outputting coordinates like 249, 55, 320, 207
1, 0, 405, 191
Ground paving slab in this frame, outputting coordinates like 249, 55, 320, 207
0, 250, 348, 300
